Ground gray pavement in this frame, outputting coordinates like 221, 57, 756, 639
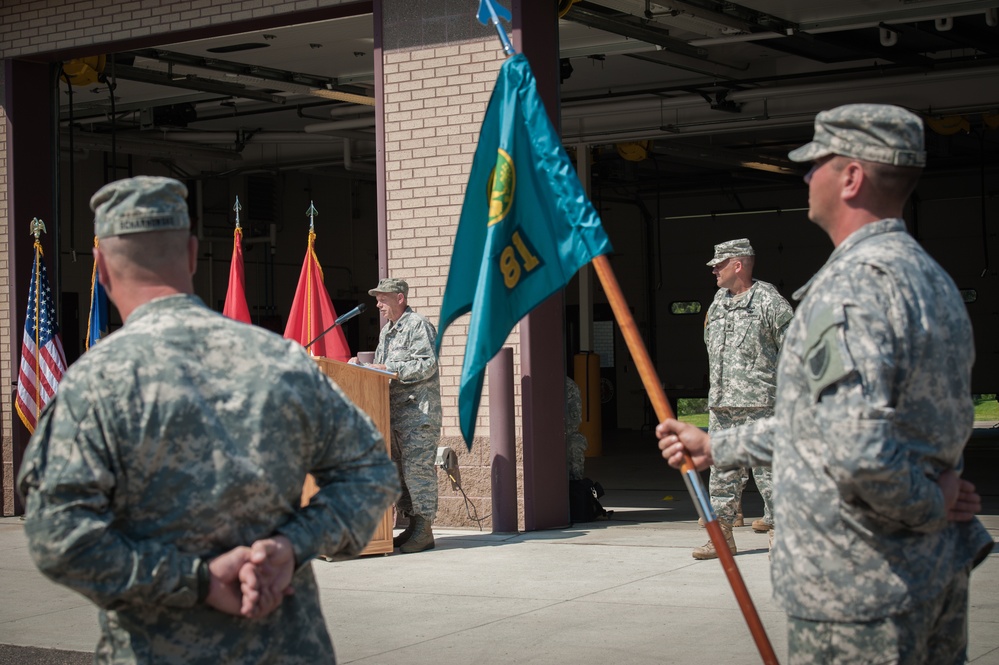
2, 425, 998, 663
1, 511, 997, 663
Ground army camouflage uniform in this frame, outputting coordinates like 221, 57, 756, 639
18, 294, 400, 664
565, 376, 588, 481
705, 278, 792, 526
375, 306, 443, 522
711, 220, 994, 661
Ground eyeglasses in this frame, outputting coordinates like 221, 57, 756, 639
804, 155, 839, 184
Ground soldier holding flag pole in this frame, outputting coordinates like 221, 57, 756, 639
658, 104, 993, 663
438, 3, 778, 662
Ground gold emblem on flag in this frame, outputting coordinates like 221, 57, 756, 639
487, 148, 515, 226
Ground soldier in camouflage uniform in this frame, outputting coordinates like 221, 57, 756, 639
657, 104, 993, 663
565, 376, 588, 481
696, 238, 792, 560
363, 278, 443, 553
17, 176, 400, 665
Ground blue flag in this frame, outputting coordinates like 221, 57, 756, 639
86, 242, 109, 350
437, 53, 612, 447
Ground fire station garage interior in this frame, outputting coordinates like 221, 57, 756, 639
33, 0, 999, 514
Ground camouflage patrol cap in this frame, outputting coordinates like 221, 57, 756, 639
91, 176, 190, 239
707, 238, 754, 267
368, 277, 409, 298
788, 103, 926, 167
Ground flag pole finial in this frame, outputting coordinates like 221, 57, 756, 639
29, 217, 47, 240
306, 201, 318, 231
476, 0, 516, 56
233, 196, 242, 230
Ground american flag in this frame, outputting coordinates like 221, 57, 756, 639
15, 242, 68, 434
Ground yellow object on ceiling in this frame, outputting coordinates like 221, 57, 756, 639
925, 115, 970, 136
62, 56, 106, 86
558, 0, 581, 19
616, 141, 650, 162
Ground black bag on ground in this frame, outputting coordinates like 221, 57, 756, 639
569, 478, 607, 523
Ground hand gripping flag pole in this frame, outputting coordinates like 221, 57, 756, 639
456, 3, 779, 662
592, 256, 778, 665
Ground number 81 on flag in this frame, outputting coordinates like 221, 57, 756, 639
499, 230, 542, 289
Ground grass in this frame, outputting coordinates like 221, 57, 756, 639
675, 394, 999, 427
678, 412, 709, 428
975, 394, 998, 422
676, 398, 708, 428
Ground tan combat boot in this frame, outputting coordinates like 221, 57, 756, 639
752, 518, 774, 533
700, 510, 742, 528
691, 522, 737, 560
393, 518, 416, 548
400, 515, 435, 553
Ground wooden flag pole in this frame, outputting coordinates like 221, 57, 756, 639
591, 254, 779, 665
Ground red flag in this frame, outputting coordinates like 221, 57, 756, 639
222, 227, 251, 324
283, 229, 350, 361
15, 239, 69, 433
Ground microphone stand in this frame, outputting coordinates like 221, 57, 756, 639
305, 303, 366, 350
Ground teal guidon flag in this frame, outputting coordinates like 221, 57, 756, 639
436, 53, 612, 448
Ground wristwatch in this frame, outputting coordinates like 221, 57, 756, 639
196, 558, 210, 604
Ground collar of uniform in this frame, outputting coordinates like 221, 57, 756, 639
389, 306, 414, 329
721, 280, 758, 309
792, 218, 907, 301
126, 293, 205, 324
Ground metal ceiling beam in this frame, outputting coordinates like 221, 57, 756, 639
659, 0, 797, 36
62, 131, 243, 162
798, 0, 999, 32
126, 48, 370, 97
61, 93, 228, 122
901, 19, 999, 56
563, 1, 709, 58
111, 64, 288, 105
649, 140, 797, 175
625, 50, 746, 80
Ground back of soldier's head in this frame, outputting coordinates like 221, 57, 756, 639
91, 176, 192, 274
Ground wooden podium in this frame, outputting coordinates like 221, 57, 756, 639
302, 357, 396, 556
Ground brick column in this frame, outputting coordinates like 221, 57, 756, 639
378, 1, 519, 529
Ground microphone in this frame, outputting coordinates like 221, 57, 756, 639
304, 303, 367, 350
333, 302, 367, 327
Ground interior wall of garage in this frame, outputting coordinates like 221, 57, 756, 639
0, 0, 376, 515
53, 153, 382, 364
572, 163, 999, 437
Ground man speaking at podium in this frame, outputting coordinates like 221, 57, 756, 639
355, 278, 442, 554
18, 176, 399, 664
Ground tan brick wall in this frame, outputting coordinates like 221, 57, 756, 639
0, 0, 358, 59
383, 40, 522, 529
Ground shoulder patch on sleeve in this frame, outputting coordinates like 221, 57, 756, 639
803, 305, 854, 403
